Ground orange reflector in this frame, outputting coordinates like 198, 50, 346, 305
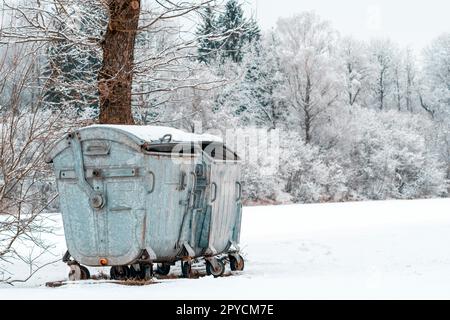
99, 258, 108, 266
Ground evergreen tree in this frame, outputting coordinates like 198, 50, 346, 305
197, 0, 260, 64
245, 18, 261, 44
217, 0, 260, 63
243, 38, 285, 128
43, 1, 106, 117
197, 6, 219, 64
214, 39, 284, 128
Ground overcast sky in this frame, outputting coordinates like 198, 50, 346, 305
244, 0, 450, 51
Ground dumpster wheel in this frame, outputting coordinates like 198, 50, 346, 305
142, 264, 153, 281
206, 258, 225, 278
129, 264, 144, 280
68, 264, 81, 281
156, 263, 171, 276
229, 254, 245, 271
181, 261, 192, 278
68, 263, 90, 281
79, 265, 91, 280
110, 266, 131, 280
129, 263, 152, 280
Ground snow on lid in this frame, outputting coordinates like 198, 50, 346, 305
88, 124, 223, 143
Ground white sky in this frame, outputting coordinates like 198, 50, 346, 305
244, 0, 450, 51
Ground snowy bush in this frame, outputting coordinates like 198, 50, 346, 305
327, 106, 447, 200
0, 44, 77, 282
278, 131, 347, 203
241, 161, 282, 205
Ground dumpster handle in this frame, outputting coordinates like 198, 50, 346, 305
69, 133, 96, 194
189, 172, 196, 206
236, 181, 242, 201
160, 134, 172, 143
69, 132, 106, 209
211, 182, 217, 203
176, 171, 197, 250
146, 171, 155, 194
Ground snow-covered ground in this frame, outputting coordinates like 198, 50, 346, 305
1, 198, 450, 299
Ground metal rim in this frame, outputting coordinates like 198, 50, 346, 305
206, 259, 225, 278
110, 265, 130, 280
80, 265, 91, 280
229, 255, 245, 271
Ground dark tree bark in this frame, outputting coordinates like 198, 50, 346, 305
418, 93, 435, 119
379, 69, 385, 110
304, 75, 312, 144
98, 0, 141, 124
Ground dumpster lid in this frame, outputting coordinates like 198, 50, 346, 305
90, 125, 223, 144
45, 124, 223, 163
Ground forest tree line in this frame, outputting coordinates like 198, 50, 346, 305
1, 0, 449, 210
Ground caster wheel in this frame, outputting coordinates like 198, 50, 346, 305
130, 264, 152, 280
206, 258, 225, 278
229, 254, 245, 271
143, 264, 153, 281
68, 264, 81, 281
129, 264, 143, 279
181, 261, 192, 278
110, 265, 130, 280
156, 263, 171, 276
80, 265, 91, 280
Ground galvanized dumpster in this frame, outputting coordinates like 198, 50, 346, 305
46, 125, 244, 280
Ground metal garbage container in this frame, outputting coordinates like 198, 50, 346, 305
46, 125, 244, 280
197, 142, 244, 273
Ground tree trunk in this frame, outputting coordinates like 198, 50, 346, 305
304, 75, 312, 144
304, 112, 311, 144
379, 72, 384, 111
98, 0, 141, 124
395, 73, 401, 111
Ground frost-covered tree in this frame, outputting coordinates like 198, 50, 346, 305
367, 39, 397, 110
276, 12, 341, 144
419, 34, 450, 118
242, 36, 286, 129
391, 48, 403, 111
419, 34, 450, 182
404, 48, 418, 113
212, 37, 285, 129
339, 37, 370, 107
